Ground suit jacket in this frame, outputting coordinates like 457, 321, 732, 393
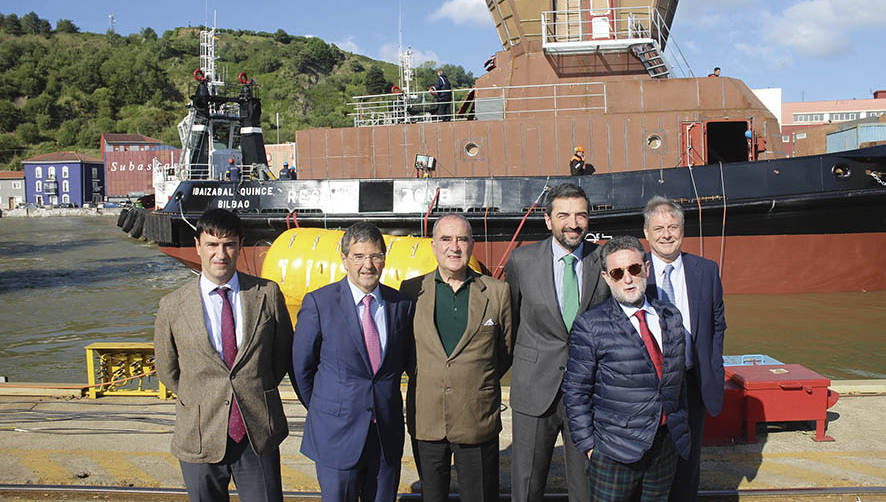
562, 297, 691, 464
400, 270, 513, 444
291, 278, 413, 470
647, 252, 727, 415
504, 237, 610, 416
153, 273, 294, 463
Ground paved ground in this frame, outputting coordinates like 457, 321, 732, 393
0, 385, 883, 500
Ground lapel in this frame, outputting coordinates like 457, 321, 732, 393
379, 284, 400, 371
233, 274, 263, 370
579, 242, 603, 311
652, 298, 680, 376
448, 272, 490, 360
413, 273, 449, 360
181, 278, 231, 371
537, 237, 566, 333
682, 253, 702, 342
337, 278, 374, 374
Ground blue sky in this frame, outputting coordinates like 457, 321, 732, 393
3, 0, 883, 103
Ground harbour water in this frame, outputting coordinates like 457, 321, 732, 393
0, 216, 884, 383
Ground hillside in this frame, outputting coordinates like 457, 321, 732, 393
0, 12, 476, 170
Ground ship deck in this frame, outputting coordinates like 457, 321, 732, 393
0, 382, 884, 500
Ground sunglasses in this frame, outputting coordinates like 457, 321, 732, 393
606, 263, 644, 281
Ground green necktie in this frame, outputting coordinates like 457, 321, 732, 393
561, 254, 580, 331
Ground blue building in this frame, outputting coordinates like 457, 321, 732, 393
22, 152, 105, 207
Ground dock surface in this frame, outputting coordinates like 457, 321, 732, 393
0, 384, 884, 500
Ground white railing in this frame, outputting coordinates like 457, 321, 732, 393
349, 81, 607, 127
540, 6, 693, 78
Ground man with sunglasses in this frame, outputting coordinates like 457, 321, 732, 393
505, 183, 610, 502
291, 222, 414, 501
642, 196, 726, 502
563, 235, 690, 501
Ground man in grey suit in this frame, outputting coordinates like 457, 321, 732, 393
154, 209, 293, 502
504, 183, 610, 502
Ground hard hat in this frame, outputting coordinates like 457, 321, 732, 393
283, 161, 289, 167
574, 146, 584, 153
228, 157, 235, 164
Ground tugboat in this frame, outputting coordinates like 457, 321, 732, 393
121, 0, 886, 295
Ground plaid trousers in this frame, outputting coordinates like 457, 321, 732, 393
586, 426, 680, 502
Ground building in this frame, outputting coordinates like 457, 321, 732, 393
0, 171, 25, 209
99, 133, 165, 160
781, 90, 886, 156
22, 152, 105, 207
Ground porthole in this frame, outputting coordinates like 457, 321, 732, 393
646, 134, 662, 150
831, 164, 851, 178
464, 141, 480, 157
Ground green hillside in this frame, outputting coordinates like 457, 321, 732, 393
0, 12, 476, 170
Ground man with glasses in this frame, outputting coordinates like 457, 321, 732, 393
504, 183, 610, 502
291, 222, 414, 502
642, 196, 726, 502
563, 235, 690, 501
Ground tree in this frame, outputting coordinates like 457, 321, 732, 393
273, 29, 291, 44
3, 13, 21, 35
55, 19, 79, 33
15, 122, 40, 143
21, 12, 41, 35
141, 27, 158, 41
365, 65, 387, 95
0, 100, 21, 132
0, 133, 22, 163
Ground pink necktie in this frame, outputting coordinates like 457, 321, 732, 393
217, 287, 246, 443
634, 309, 666, 426
361, 295, 382, 374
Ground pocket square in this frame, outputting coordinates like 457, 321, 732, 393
483, 318, 496, 326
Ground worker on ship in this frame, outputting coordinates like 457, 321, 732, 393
433, 69, 452, 122
278, 161, 293, 180
569, 146, 595, 176
226, 158, 241, 182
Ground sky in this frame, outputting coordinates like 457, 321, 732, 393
2, 0, 884, 103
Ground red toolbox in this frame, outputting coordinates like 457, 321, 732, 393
726, 364, 839, 443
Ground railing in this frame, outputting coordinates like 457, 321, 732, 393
540, 5, 693, 78
350, 82, 606, 127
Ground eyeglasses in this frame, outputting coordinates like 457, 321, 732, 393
348, 253, 385, 264
606, 263, 644, 281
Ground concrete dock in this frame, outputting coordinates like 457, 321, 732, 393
0, 382, 884, 500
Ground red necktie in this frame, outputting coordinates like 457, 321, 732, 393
634, 309, 666, 426
217, 287, 246, 443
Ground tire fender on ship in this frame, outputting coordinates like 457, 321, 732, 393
129, 210, 145, 239
120, 208, 137, 232
260, 228, 483, 325
116, 209, 129, 228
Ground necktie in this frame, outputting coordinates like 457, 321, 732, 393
217, 287, 246, 443
660, 264, 676, 305
561, 254, 580, 331
635, 309, 666, 426
361, 295, 382, 374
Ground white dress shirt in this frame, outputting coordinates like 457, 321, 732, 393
199, 272, 244, 359
650, 253, 693, 368
346, 279, 388, 353
619, 299, 663, 350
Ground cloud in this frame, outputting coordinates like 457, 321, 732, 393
428, 0, 490, 27
378, 43, 439, 67
761, 0, 886, 58
333, 35, 361, 54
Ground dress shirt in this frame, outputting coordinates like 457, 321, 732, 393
433, 270, 472, 357
618, 299, 663, 351
346, 279, 388, 353
650, 253, 693, 369
552, 240, 584, 314
199, 272, 244, 360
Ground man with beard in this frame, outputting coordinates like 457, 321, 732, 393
563, 235, 690, 501
504, 183, 610, 502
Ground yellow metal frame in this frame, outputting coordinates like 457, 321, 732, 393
85, 342, 170, 399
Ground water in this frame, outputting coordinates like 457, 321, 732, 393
0, 216, 883, 383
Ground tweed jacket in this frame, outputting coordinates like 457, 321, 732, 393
562, 296, 691, 464
400, 270, 513, 444
154, 273, 294, 463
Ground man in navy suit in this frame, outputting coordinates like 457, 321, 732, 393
642, 196, 727, 502
292, 222, 413, 502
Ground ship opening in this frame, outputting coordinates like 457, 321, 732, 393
706, 121, 751, 164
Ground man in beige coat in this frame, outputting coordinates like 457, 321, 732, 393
400, 214, 513, 502
154, 209, 293, 502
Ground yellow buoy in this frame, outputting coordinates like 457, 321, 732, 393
261, 228, 483, 324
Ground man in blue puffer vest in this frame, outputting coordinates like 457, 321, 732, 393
563, 235, 690, 501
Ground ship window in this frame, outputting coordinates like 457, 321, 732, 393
705, 121, 749, 164
646, 134, 662, 150
464, 141, 480, 157
782, 135, 790, 143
